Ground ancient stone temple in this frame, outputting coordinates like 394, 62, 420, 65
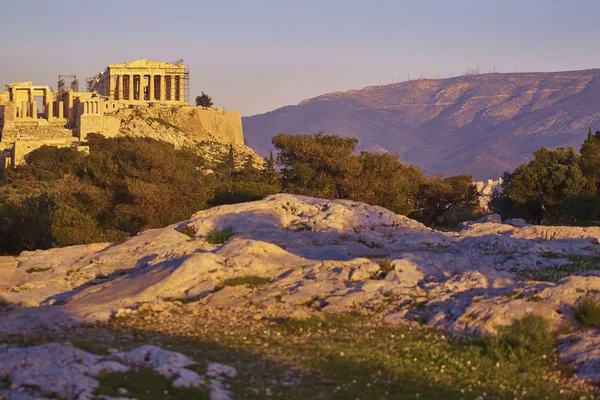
86, 59, 188, 103
0, 58, 243, 168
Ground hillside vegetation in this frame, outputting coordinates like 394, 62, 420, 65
244, 70, 600, 179
492, 128, 600, 225
0, 133, 477, 254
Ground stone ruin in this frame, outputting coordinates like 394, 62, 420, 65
0, 59, 244, 168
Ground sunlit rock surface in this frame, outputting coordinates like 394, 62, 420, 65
1, 194, 600, 384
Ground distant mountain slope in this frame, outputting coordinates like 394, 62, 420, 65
243, 70, 600, 179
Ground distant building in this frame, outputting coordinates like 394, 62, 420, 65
86, 59, 188, 104
0, 59, 242, 168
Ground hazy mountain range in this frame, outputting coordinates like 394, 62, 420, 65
243, 69, 600, 180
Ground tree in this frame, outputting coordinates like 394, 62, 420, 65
411, 174, 479, 226
579, 128, 600, 195
195, 92, 213, 108
499, 146, 585, 223
347, 152, 425, 215
272, 133, 360, 199
262, 152, 279, 185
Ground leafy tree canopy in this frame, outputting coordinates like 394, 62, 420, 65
195, 92, 213, 108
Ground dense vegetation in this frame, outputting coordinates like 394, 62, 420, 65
195, 92, 213, 108
0, 133, 477, 255
491, 128, 600, 225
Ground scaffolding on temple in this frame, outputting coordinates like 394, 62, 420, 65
168, 59, 190, 103
57, 75, 79, 92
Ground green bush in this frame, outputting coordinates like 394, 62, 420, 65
214, 276, 271, 291
206, 228, 236, 244
573, 296, 600, 328
179, 225, 196, 239
49, 204, 100, 246
378, 258, 394, 273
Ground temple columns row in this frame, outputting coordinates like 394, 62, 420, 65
83, 101, 100, 115
110, 73, 184, 102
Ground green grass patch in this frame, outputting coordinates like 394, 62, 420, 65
573, 296, 600, 328
71, 340, 111, 356
528, 255, 600, 282
485, 314, 556, 371
95, 368, 208, 400
2, 311, 594, 400
206, 228, 236, 244
25, 267, 51, 274
214, 276, 271, 292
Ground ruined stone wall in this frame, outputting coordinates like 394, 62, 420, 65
78, 114, 120, 140
12, 138, 78, 166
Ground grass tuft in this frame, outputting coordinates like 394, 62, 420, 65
179, 226, 196, 240
206, 228, 236, 244
214, 276, 271, 292
486, 314, 555, 370
530, 255, 600, 282
573, 296, 600, 328
378, 258, 394, 273
26, 267, 51, 274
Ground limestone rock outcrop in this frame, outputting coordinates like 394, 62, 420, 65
2, 194, 600, 385
0, 343, 235, 400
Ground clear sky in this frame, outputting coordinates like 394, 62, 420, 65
1, 0, 599, 116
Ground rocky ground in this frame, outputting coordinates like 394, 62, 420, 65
1, 194, 600, 399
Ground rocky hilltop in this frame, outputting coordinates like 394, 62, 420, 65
1, 194, 600, 397
243, 70, 600, 179
116, 106, 265, 170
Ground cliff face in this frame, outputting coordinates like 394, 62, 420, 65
243, 70, 600, 179
114, 106, 264, 170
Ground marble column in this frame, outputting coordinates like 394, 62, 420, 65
137, 75, 142, 100
159, 75, 165, 101
117, 74, 123, 100
30, 101, 37, 120
171, 76, 176, 101
128, 75, 134, 100
45, 92, 54, 120
21, 101, 28, 118
148, 74, 155, 101
45, 102, 53, 119
58, 101, 64, 119
108, 72, 116, 100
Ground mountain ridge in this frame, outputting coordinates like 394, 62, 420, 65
243, 69, 600, 179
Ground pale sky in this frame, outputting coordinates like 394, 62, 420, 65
1, 0, 599, 116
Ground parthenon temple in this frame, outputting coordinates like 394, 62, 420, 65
0, 58, 244, 168
87, 59, 188, 103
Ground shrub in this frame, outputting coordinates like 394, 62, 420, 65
179, 225, 196, 239
95, 368, 207, 399
214, 276, 271, 291
206, 228, 236, 244
49, 204, 100, 246
573, 296, 600, 328
378, 258, 394, 273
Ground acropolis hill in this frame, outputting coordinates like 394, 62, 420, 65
0, 59, 247, 167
